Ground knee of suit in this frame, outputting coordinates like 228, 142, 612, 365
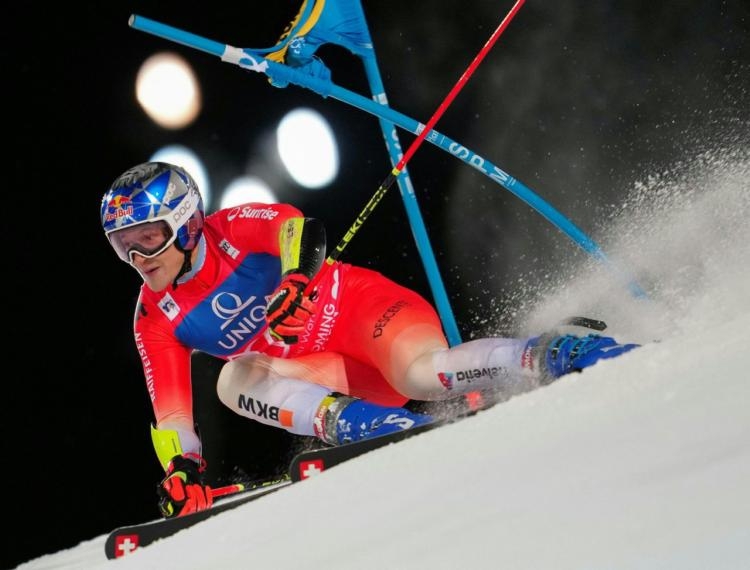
395, 351, 455, 401
217, 360, 330, 436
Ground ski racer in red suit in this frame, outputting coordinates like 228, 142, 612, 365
101, 162, 639, 518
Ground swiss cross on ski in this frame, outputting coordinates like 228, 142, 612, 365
114, 534, 139, 558
298, 459, 325, 479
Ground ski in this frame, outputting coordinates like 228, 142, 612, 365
289, 419, 445, 482
103, 423, 445, 558
288, 391, 495, 482
104, 397, 488, 559
104, 477, 291, 559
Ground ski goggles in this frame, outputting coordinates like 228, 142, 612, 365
106, 220, 176, 263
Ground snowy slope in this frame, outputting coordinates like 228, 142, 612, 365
17, 154, 750, 570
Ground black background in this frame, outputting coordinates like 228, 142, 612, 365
7, 1, 748, 567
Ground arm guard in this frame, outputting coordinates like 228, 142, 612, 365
278, 217, 326, 280
151, 424, 183, 471
151, 424, 202, 471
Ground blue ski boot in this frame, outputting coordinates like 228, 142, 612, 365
315, 394, 435, 445
527, 333, 640, 383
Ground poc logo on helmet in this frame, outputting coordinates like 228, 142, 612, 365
172, 187, 198, 224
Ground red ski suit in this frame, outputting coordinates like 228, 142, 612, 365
133, 202, 445, 436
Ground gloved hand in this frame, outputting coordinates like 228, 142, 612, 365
157, 454, 213, 518
265, 273, 316, 344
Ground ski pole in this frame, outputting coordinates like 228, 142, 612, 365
313, 0, 526, 284
129, 9, 647, 299
211, 475, 291, 501
211, 483, 246, 499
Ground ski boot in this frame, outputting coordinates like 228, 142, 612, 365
315, 394, 434, 445
526, 333, 640, 383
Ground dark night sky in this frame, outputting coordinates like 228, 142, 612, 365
7, 1, 748, 567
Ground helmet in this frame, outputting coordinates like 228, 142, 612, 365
101, 162, 204, 262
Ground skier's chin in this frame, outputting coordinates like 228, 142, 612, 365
140, 266, 171, 292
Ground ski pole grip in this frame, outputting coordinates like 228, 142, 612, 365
303, 258, 335, 299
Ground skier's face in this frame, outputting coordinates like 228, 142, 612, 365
131, 243, 188, 292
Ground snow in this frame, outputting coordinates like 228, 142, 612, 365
17, 154, 750, 569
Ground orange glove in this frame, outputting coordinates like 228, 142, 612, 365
265, 273, 316, 343
157, 454, 213, 518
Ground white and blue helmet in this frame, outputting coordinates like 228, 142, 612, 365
101, 162, 204, 263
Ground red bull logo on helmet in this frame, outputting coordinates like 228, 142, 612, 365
104, 195, 133, 222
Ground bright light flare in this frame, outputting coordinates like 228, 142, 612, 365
220, 176, 278, 209
136, 52, 202, 129
276, 108, 339, 189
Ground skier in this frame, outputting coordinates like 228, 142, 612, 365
101, 161, 638, 518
